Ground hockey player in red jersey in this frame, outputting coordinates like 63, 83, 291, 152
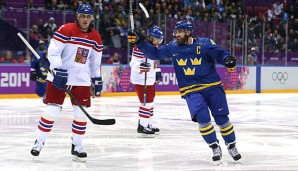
129, 26, 163, 137
128, 20, 241, 163
31, 4, 103, 162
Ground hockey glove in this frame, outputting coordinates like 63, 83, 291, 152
155, 68, 162, 83
128, 31, 143, 44
30, 69, 37, 81
224, 56, 236, 72
53, 68, 68, 90
91, 77, 103, 97
139, 62, 151, 73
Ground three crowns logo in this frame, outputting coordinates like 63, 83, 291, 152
183, 67, 195, 75
177, 57, 201, 75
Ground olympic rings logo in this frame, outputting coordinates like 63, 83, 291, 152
272, 72, 288, 85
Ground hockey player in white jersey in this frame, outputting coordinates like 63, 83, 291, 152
30, 4, 103, 162
129, 26, 163, 137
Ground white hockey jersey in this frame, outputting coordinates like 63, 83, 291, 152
47, 23, 103, 86
130, 45, 156, 85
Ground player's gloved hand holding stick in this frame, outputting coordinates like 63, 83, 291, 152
224, 56, 236, 72
155, 68, 162, 84
30, 69, 37, 81
128, 31, 144, 44
139, 62, 151, 73
91, 77, 103, 97
53, 68, 68, 90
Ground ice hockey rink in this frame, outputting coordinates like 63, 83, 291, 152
0, 93, 298, 170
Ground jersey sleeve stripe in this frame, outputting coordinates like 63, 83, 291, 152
53, 35, 103, 52
72, 37, 103, 49
133, 51, 144, 56
53, 35, 68, 43
54, 32, 70, 41
132, 54, 144, 58
70, 41, 103, 52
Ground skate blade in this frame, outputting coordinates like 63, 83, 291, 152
137, 133, 155, 138
234, 158, 242, 164
72, 155, 86, 163
213, 159, 222, 165
154, 132, 160, 135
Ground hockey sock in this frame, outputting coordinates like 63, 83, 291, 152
214, 115, 236, 143
36, 117, 53, 143
199, 122, 217, 144
149, 107, 154, 125
72, 120, 87, 146
72, 105, 87, 146
218, 121, 236, 143
37, 116, 54, 133
36, 104, 61, 143
139, 106, 151, 127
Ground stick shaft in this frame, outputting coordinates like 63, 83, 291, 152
129, 0, 134, 31
139, 3, 149, 18
138, 2, 150, 106
17, 33, 40, 60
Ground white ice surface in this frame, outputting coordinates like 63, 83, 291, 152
0, 93, 298, 170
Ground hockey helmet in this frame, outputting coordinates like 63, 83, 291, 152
77, 4, 94, 15
173, 20, 194, 36
148, 26, 164, 45
148, 26, 164, 39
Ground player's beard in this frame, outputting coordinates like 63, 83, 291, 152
176, 35, 188, 46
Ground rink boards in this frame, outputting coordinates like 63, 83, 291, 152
0, 64, 298, 98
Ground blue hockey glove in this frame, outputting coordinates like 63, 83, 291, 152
128, 31, 144, 44
30, 69, 37, 81
155, 68, 161, 83
139, 62, 151, 73
224, 56, 236, 72
91, 77, 103, 97
53, 68, 68, 90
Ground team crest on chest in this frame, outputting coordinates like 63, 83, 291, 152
75, 47, 89, 64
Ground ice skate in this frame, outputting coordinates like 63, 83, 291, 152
71, 144, 87, 163
226, 141, 241, 162
137, 122, 155, 138
31, 140, 44, 156
209, 141, 222, 165
148, 124, 160, 135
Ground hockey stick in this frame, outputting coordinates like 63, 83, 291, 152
129, 0, 134, 32
17, 32, 116, 125
138, 2, 150, 106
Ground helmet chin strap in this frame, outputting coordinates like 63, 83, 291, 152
184, 31, 191, 45
147, 36, 153, 45
148, 36, 157, 46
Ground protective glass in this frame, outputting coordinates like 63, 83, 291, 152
173, 29, 185, 36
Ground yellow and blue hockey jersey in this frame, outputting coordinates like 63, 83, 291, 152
137, 37, 231, 98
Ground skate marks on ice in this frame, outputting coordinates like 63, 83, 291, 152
0, 94, 298, 170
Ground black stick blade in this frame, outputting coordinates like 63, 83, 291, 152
91, 118, 116, 125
